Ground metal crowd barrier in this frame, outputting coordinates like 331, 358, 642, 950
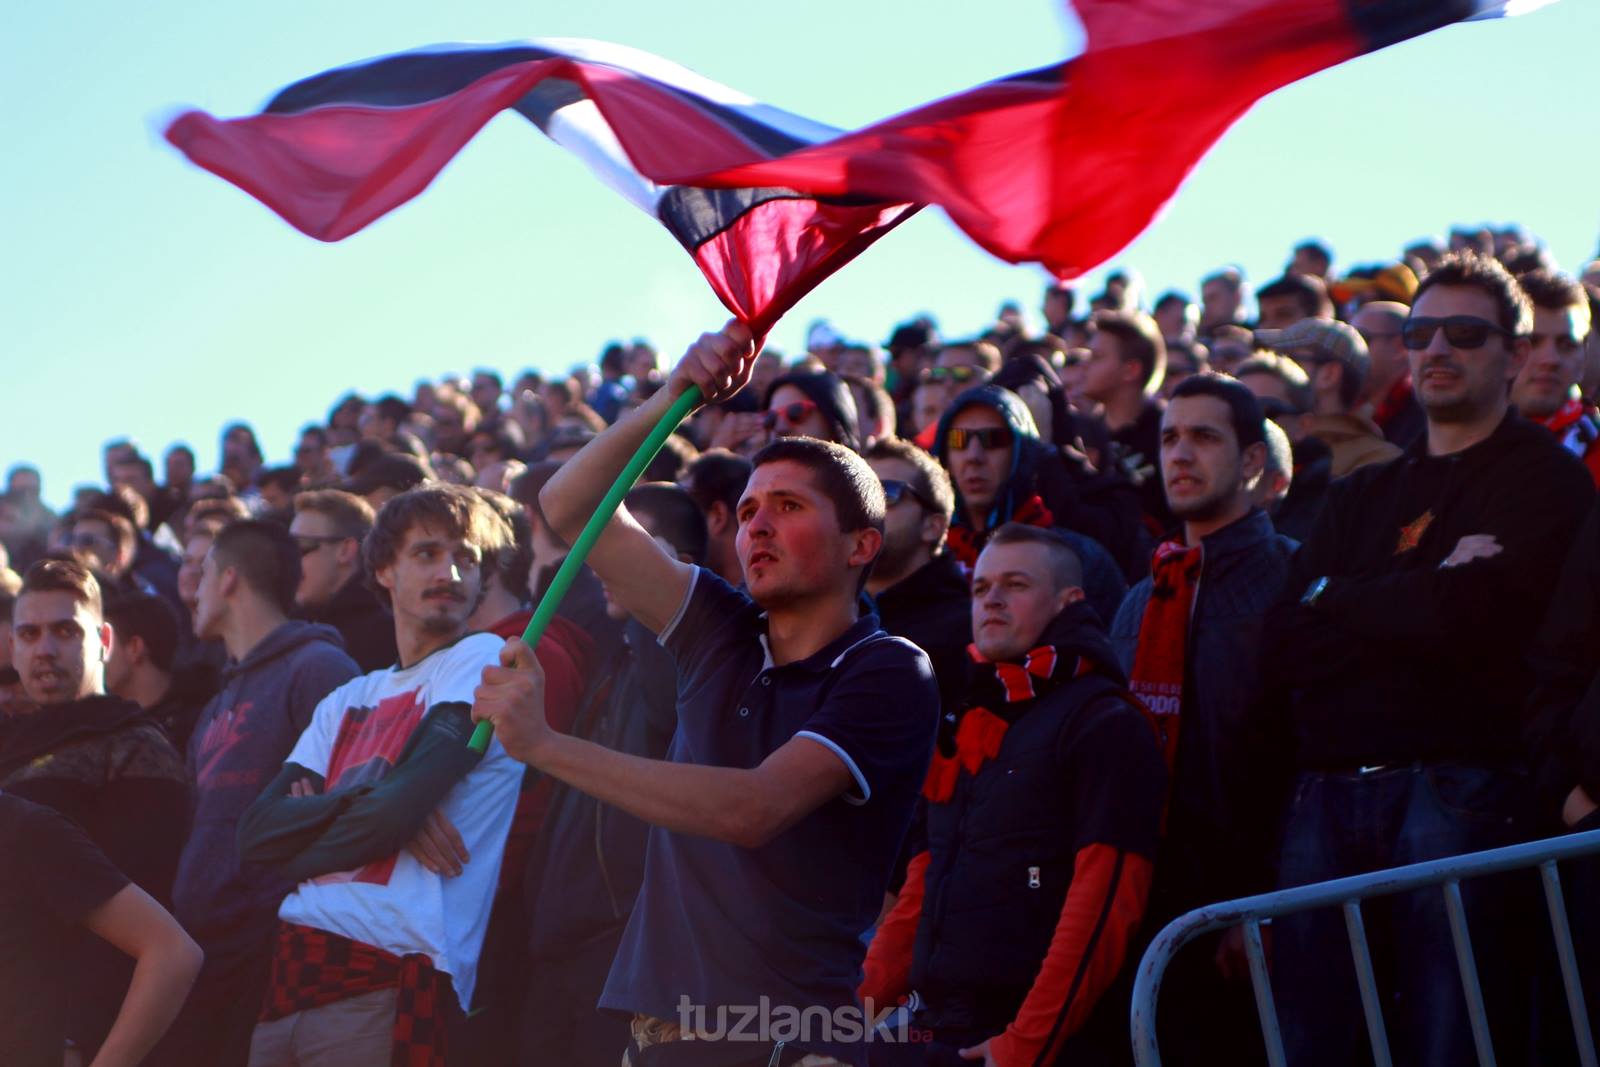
1129, 827, 1600, 1067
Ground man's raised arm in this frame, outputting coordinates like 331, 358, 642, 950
541, 321, 757, 633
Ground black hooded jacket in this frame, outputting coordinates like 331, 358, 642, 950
299, 574, 397, 673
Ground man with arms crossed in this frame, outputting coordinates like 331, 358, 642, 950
475, 321, 940, 1066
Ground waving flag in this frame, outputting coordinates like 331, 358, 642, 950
166, 1, 1547, 332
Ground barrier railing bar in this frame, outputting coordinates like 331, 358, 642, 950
1441, 879, 1496, 1066
1131, 827, 1600, 1067
1343, 900, 1394, 1067
1241, 919, 1288, 1067
1539, 860, 1598, 1067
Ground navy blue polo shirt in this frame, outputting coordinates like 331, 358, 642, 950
600, 567, 938, 1059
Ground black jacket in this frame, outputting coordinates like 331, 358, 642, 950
874, 552, 972, 718
524, 619, 678, 958
1525, 497, 1600, 815
1266, 411, 1594, 771
911, 604, 1166, 1021
300, 575, 397, 673
1110, 509, 1298, 909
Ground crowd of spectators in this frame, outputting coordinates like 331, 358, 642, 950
4, 221, 1600, 1066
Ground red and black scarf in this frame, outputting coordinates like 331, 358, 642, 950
923, 640, 1095, 803
946, 494, 1055, 574
262, 921, 452, 1067
1372, 375, 1414, 431
1126, 540, 1202, 775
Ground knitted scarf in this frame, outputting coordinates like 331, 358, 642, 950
945, 494, 1054, 573
923, 640, 1095, 803
1126, 540, 1202, 774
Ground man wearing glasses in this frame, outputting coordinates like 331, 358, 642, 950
1265, 252, 1596, 1066
1352, 300, 1425, 449
865, 438, 971, 716
1255, 317, 1401, 477
1509, 269, 1599, 485
290, 489, 397, 671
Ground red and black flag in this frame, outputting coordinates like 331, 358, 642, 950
165, 2, 1546, 331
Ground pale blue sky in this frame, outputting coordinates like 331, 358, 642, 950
4, 0, 1595, 508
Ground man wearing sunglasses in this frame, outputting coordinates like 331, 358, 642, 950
290, 489, 397, 672
865, 438, 971, 716
764, 369, 863, 453
1265, 252, 1596, 1066
1255, 318, 1401, 478
909, 340, 1001, 443
1509, 269, 1600, 486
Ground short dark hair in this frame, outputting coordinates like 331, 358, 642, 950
20, 558, 103, 619
864, 437, 955, 522
257, 466, 301, 495
212, 520, 301, 615
982, 523, 1083, 592
472, 488, 534, 596
1169, 375, 1266, 450
939, 340, 1003, 374
682, 450, 753, 515
643, 432, 699, 484
364, 484, 512, 610
105, 594, 181, 673
750, 437, 885, 536
1257, 273, 1333, 319
627, 484, 709, 565
374, 395, 412, 426
298, 424, 328, 448
1091, 310, 1167, 393
75, 507, 137, 565
1154, 290, 1193, 313
111, 454, 155, 483
1294, 239, 1333, 266
1518, 269, 1588, 314
294, 489, 375, 540
1414, 251, 1532, 335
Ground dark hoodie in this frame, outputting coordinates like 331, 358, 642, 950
764, 370, 862, 452
935, 385, 1129, 625
144, 660, 219, 754
175, 620, 358, 957
299, 574, 398, 673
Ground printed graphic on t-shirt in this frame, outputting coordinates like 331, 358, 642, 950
314, 687, 427, 887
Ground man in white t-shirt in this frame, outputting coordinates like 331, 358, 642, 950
237, 484, 519, 1067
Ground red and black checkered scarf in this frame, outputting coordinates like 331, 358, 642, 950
923, 640, 1097, 804
262, 921, 452, 1067
1126, 539, 1202, 775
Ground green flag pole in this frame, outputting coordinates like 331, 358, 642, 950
468, 384, 704, 754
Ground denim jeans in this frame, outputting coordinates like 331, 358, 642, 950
1272, 763, 1534, 1067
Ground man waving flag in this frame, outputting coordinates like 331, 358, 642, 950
167, 0, 1550, 330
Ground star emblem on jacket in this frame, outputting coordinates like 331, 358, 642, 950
1395, 509, 1435, 555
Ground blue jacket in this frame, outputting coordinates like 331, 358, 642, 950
1109, 509, 1296, 909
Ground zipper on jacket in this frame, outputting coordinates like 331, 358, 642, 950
594, 800, 622, 920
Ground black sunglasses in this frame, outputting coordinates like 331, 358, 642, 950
295, 535, 347, 557
881, 479, 935, 510
1400, 315, 1517, 351
946, 426, 1013, 451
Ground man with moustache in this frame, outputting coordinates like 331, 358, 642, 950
1109, 375, 1297, 1064
1265, 253, 1595, 1065
476, 321, 939, 1067
236, 485, 522, 1066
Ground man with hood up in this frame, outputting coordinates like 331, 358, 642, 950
860, 524, 1165, 1066
161, 519, 360, 1066
933, 384, 1128, 626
